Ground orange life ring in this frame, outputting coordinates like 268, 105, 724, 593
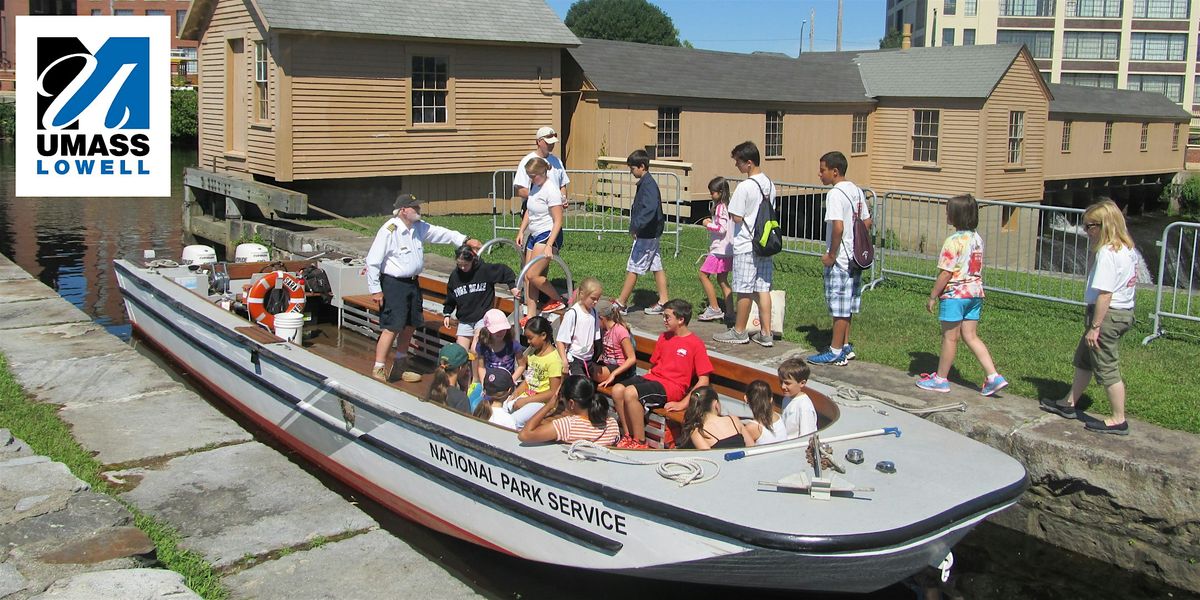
247, 271, 305, 330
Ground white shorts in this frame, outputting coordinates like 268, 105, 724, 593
732, 252, 774, 294
627, 237, 664, 275
455, 317, 484, 338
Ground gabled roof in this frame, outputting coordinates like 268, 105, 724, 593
182, 0, 579, 47
854, 44, 1032, 99
567, 38, 871, 105
1047, 83, 1193, 122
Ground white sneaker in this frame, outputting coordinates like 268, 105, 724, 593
698, 306, 725, 322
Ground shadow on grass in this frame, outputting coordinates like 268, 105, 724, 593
906, 351, 969, 386
795, 324, 827, 352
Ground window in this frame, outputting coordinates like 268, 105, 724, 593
254, 41, 268, 121
1103, 121, 1113, 151
1061, 72, 1118, 88
1066, 0, 1123, 16
964, 29, 976, 45
965, 0, 978, 14
1063, 32, 1120, 60
942, 29, 955, 46
90, 8, 102, 15
1129, 33, 1187, 61
145, 9, 164, 16
1061, 120, 1073, 152
765, 111, 784, 158
1140, 122, 1150, 151
113, 8, 133, 15
657, 107, 680, 158
852, 113, 868, 154
944, 0, 957, 15
911, 109, 939, 163
1173, 123, 1181, 150
1127, 74, 1184, 102
1132, 0, 1189, 18
1008, 111, 1025, 163
411, 56, 448, 124
997, 30, 1053, 58
176, 10, 187, 35
1000, 0, 1055, 16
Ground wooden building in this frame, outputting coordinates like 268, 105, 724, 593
179, 0, 579, 214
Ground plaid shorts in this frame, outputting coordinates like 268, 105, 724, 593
824, 265, 862, 318
627, 237, 664, 274
732, 253, 773, 293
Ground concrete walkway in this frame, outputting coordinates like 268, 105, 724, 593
0, 254, 480, 599
247, 221, 1200, 594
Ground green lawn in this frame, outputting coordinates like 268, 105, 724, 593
0, 354, 227, 599
313, 214, 1200, 435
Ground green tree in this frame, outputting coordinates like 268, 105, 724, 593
565, 0, 681, 46
170, 89, 197, 141
879, 29, 904, 49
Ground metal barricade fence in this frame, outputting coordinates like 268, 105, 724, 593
1142, 221, 1200, 344
879, 191, 1089, 305
726, 178, 883, 289
491, 169, 684, 257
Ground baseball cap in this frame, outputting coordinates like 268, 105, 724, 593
438, 343, 470, 370
482, 367, 515, 396
596, 299, 617, 319
535, 126, 558, 145
393, 192, 421, 210
482, 308, 512, 334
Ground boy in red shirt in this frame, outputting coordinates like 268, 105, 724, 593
611, 299, 713, 449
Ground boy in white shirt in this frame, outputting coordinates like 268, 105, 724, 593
712, 141, 776, 347
811, 151, 872, 366
777, 358, 818, 439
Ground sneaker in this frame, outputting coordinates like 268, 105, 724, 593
916, 374, 950, 393
613, 300, 631, 316
616, 435, 634, 449
808, 348, 847, 366
518, 315, 530, 328
1039, 398, 1077, 419
1085, 419, 1130, 436
750, 331, 775, 347
541, 299, 566, 313
980, 374, 1009, 397
629, 438, 650, 449
698, 306, 725, 322
371, 366, 389, 382
841, 344, 857, 361
643, 303, 665, 315
712, 328, 750, 344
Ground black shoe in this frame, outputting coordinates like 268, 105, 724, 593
1085, 420, 1129, 436
1039, 398, 1077, 419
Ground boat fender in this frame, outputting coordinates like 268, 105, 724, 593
875, 460, 896, 474
246, 271, 305, 330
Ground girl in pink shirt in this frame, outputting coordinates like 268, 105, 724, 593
698, 177, 734, 323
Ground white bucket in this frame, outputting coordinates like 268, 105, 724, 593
273, 312, 305, 344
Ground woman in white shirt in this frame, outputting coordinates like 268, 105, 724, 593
515, 157, 565, 323
1040, 199, 1138, 436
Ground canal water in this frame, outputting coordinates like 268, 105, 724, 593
0, 143, 1193, 600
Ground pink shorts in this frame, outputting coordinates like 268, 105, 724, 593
700, 254, 732, 275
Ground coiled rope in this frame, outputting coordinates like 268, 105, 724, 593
146, 259, 180, 268
565, 441, 720, 487
835, 385, 966, 416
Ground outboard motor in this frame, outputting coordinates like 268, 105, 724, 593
181, 245, 217, 267
234, 243, 270, 263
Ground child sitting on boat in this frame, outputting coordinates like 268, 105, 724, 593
428, 344, 472, 415
777, 358, 818, 439
473, 367, 517, 430
518, 375, 619, 446
683, 386, 754, 450
474, 309, 526, 387
503, 316, 563, 428
742, 379, 786, 445
443, 245, 518, 351
610, 299, 713, 449
593, 299, 636, 388
556, 277, 603, 377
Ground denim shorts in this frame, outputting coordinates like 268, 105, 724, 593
939, 298, 983, 322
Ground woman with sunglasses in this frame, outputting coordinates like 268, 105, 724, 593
1040, 198, 1138, 435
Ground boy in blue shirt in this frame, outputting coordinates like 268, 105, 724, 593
612, 149, 669, 315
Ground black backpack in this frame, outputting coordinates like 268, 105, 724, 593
301, 264, 333, 297
749, 178, 783, 257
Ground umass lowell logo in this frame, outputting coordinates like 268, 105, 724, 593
17, 17, 169, 197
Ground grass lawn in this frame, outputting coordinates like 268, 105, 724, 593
311, 214, 1200, 435
0, 354, 227, 600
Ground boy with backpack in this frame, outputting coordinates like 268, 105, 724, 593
713, 141, 778, 347
810, 151, 872, 366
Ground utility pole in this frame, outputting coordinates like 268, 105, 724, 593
799, 20, 807, 57
809, 8, 815, 53
836, 0, 843, 51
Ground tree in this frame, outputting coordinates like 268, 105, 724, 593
565, 0, 681, 47
879, 29, 904, 49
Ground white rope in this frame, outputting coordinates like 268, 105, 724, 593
835, 385, 966, 416
564, 441, 721, 487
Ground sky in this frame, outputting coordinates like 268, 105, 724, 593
544, 0, 887, 56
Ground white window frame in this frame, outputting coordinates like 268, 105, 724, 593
911, 109, 940, 164
1061, 120, 1072, 153
1008, 111, 1025, 164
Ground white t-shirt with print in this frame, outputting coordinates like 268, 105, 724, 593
824, 181, 871, 271
513, 152, 570, 195
526, 185, 564, 237
728, 173, 776, 255
1086, 245, 1138, 310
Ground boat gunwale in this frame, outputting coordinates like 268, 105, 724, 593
114, 260, 1031, 556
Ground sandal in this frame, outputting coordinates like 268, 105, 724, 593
1039, 398, 1077, 419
